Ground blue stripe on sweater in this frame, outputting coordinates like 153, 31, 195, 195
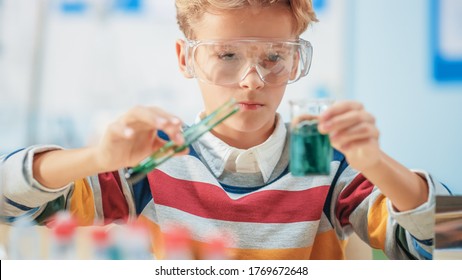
322, 149, 348, 225
3, 213, 38, 223
411, 234, 433, 246
132, 177, 153, 215
219, 166, 291, 194
5, 197, 38, 212
2, 208, 40, 223
2, 148, 25, 162
441, 183, 452, 195
412, 238, 432, 260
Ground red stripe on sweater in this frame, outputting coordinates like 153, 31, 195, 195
98, 171, 129, 223
148, 170, 330, 223
335, 173, 374, 227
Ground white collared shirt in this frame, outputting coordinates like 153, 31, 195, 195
195, 114, 286, 183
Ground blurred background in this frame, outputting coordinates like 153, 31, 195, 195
0, 0, 461, 193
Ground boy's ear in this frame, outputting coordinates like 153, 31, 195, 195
176, 39, 193, 79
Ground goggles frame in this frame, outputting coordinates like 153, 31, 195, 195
184, 38, 313, 86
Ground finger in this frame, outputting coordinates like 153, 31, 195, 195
330, 123, 379, 149
174, 146, 190, 156
319, 109, 375, 134
158, 117, 186, 145
121, 106, 185, 144
149, 136, 189, 157
319, 101, 363, 122
150, 136, 168, 152
340, 138, 378, 153
107, 122, 135, 141
121, 106, 163, 128
121, 106, 179, 130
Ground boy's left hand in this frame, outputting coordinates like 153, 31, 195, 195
318, 101, 381, 172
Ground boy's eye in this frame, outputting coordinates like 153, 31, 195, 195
218, 52, 236, 60
267, 53, 281, 62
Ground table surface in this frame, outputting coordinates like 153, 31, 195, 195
0, 224, 373, 260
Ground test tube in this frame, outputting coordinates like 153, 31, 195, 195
125, 98, 240, 184
289, 99, 333, 176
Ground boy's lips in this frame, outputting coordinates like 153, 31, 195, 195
238, 102, 263, 110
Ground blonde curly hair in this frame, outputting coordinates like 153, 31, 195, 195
175, 0, 318, 38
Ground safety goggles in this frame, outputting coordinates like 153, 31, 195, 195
184, 38, 313, 86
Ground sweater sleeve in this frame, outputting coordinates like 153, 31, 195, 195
1, 145, 72, 223
329, 165, 451, 260
0, 145, 136, 225
386, 170, 451, 259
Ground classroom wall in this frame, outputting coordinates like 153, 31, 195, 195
0, 0, 348, 150
348, 0, 461, 193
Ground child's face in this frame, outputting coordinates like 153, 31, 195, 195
178, 5, 297, 141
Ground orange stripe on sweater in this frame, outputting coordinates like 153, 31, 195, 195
227, 246, 313, 260
138, 215, 164, 259
138, 217, 352, 260
70, 178, 95, 226
367, 194, 388, 250
310, 229, 348, 259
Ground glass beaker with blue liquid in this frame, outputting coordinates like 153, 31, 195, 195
289, 99, 333, 176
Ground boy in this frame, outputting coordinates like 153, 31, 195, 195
0, 0, 450, 259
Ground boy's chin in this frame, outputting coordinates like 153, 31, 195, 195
227, 118, 276, 134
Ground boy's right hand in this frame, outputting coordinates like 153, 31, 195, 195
31, 106, 187, 189
94, 106, 187, 172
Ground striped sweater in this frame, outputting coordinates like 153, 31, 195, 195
0, 128, 450, 259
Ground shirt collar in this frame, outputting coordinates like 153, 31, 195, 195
195, 113, 286, 183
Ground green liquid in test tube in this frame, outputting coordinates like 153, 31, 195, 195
289, 99, 333, 177
289, 120, 332, 176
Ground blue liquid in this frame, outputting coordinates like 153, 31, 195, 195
290, 122, 332, 176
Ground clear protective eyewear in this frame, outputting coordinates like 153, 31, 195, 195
184, 38, 313, 86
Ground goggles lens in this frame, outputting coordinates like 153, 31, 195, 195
186, 39, 312, 86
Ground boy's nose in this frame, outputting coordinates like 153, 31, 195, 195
238, 65, 265, 90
